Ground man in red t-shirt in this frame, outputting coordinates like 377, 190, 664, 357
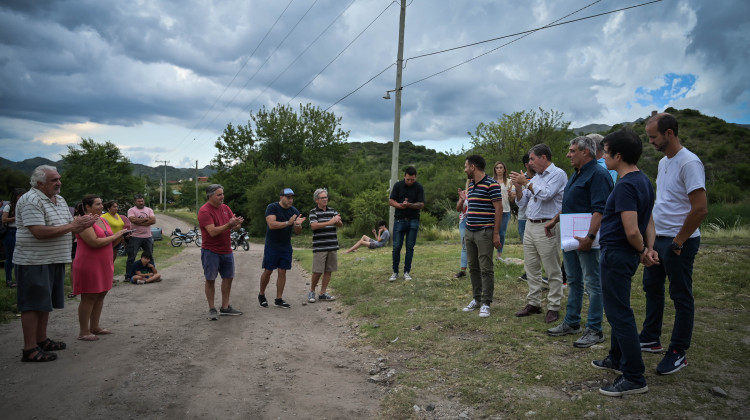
198, 184, 244, 321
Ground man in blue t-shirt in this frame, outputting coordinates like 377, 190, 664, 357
258, 188, 306, 309
460, 155, 502, 318
591, 128, 655, 397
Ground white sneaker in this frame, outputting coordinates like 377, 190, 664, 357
479, 304, 490, 318
462, 299, 479, 312
404, 272, 412, 281
388, 273, 398, 282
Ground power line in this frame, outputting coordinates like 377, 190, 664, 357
324, 0, 662, 109
285, 0, 397, 106
168, 0, 296, 155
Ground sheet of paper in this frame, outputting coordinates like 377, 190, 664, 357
559, 213, 599, 250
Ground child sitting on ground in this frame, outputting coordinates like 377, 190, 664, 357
343, 220, 390, 253
131, 252, 162, 284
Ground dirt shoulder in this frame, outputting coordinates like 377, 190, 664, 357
0, 214, 384, 419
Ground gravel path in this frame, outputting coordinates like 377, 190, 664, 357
0, 214, 384, 419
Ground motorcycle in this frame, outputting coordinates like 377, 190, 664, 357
231, 228, 249, 251
170, 227, 202, 247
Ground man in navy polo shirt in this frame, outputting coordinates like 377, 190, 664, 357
460, 155, 502, 318
545, 136, 613, 347
258, 188, 306, 309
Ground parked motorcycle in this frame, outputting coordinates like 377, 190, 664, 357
170, 227, 202, 247
231, 228, 249, 251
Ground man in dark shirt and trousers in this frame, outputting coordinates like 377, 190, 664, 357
308, 188, 343, 303
545, 136, 613, 347
388, 166, 425, 282
460, 155, 502, 318
592, 128, 655, 396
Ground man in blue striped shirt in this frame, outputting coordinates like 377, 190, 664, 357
461, 155, 503, 318
308, 188, 342, 303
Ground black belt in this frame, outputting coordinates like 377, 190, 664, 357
528, 218, 551, 223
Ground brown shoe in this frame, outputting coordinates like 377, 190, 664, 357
515, 304, 542, 317
544, 310, 559, 324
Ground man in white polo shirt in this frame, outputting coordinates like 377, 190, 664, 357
14, 165, 96, 362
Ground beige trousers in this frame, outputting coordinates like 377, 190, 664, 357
523, 222, 564, 311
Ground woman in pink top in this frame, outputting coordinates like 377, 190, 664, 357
72, 195, 129, 341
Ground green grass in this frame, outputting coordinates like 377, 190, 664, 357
0, 236, 184, 320
156, 209, 199, 227
295, 232, 750, 418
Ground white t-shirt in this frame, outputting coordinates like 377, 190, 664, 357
652, 147, 705, 237
2, 203, 17, 228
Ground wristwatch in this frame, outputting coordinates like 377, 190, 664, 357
671, 241, 683, 251
640, 245, 647, 255
587, 233, 596, 241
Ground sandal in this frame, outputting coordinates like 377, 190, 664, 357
91, 328, 113, 335
38, 338, 67, 351
67, 293, 78, 298
22, 346, 58, 362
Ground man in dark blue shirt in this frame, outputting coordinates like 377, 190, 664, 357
591, 128, 655, 397
258, 188, 306, 309
388, 166, 425, 282
545, 136, 613, 347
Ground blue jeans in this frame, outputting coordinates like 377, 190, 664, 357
3, 228, 17, 283
563, 248, 603, 331
392, 218, 419, 274
518, 219, 527, 244
640, 235, 700, 352
496, 212, 511, 255
601, 248, 646, 386
459, 217, 467, 269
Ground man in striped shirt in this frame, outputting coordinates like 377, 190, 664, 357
14, 165, 97, 362
511, 144, 568, 323
460, 155, 503, 318
308, 188, 343, 303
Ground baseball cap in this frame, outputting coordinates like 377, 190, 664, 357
280, 188, 295, 196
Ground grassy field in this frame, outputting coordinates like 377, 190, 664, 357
294, 228, 750, 419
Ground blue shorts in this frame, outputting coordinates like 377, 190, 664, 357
17, 263, 66, 312
201, 249, 235, 281
262, 247, 292, 271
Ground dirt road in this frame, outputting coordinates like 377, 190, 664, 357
0, 214, 384, 419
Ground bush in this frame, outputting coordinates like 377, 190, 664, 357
708, 182, 743, 204
348, 185, 390, 236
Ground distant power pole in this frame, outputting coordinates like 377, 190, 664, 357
388, 0, 407, 241
158, 160, 169, 212
195, 160, 199, 214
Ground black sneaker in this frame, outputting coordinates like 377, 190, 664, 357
656, 349, 687, 375
518, 273, 527, 282
591, 355, 623, 375
640, 340, 664, 353
274, 298, 291, 308
258, 294, 268, 308
219, 305, 243, 316
599, 375, 648, 397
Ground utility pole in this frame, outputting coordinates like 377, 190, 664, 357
157, 160, 169, 212
388, 0, 407, 241
195, 160, 199, 214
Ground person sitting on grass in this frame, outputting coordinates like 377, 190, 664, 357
131, 252, 161, 284
343, 221, 390, 254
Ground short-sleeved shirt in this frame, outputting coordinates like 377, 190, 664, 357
127, 206, 154, 238
372, 230, 390, 248
101, 212, 125, 234
198, 202, 234, 255
652, 147, 705, 237
309, 206, 339, 252
13, 188, 73, 265
2, 203, 17, 228
466, 175, 502, 232
264, 202, 300, 251
562, 159, 614, 215
390, 180, 425, 219
599, 171, 655, 252
133, 260, 152, 275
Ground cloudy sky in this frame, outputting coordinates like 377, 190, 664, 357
1, 0, 748, 167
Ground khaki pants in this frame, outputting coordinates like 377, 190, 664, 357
523, 222, 563, 310
465, 228, 495, 305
